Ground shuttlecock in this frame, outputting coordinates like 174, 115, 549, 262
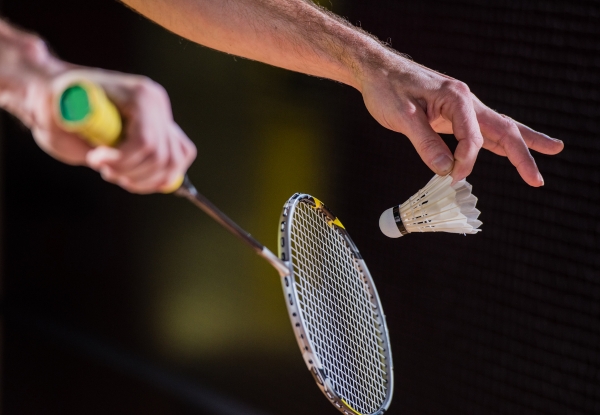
379, 174, 482, 238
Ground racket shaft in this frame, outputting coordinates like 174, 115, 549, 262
55, 81, 288, 276
175, 176, 289, 277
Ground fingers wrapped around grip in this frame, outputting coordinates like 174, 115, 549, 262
80, 75, 196, 194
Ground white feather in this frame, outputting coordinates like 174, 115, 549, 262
379, 174, 482, 238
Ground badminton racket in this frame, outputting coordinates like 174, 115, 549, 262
56, 80, 394, 415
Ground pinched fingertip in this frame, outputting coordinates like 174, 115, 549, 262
432, 154, 454, 175
449, 162, 470, 185
450, 143, 481, 184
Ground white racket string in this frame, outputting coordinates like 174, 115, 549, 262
290, 202, 389, 414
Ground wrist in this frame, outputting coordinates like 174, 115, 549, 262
319, 15, 409, 93
272, 3, 395, 92
0, 22, 68, 127
349, 40, 412, 94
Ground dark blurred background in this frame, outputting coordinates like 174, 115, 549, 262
2, 0, 599, 414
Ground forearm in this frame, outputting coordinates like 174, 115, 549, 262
122, 0, 563, 186
122, 0, 393, 90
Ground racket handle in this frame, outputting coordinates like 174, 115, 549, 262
56, 80, 184, 193
56, 81, 288, 276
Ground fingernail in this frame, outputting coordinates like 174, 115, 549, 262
432, 154, 454, 174
538, 173, 544, 186
543, 134, 562, 143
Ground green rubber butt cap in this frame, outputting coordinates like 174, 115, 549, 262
60, 85, 91, 122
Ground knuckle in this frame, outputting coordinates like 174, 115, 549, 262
133, 76, 168, 100
496, 115, 519, 145
441, 80, 471, 102
471, 134, 484, 148
128, 78, 172, 116
418, 136, 442, 155
450, 80, 471, 95
130, 77, 154, 96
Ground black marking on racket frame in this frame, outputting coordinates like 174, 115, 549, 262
278, 194, 394, 415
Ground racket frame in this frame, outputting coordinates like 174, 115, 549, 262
56, 79, 395, 412
278, 193, 394, 415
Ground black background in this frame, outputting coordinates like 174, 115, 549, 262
2, 1, 599, 414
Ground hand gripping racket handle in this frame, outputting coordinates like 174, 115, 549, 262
56, 80, 290, 277
57, 80, 183, 193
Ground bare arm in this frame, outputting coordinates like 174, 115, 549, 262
123, 0, 564, 186
123, 0, 373, 88
0, 19, 196, 193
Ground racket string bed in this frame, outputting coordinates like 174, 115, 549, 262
172, 182, 394, 413
289, 202, 389, 414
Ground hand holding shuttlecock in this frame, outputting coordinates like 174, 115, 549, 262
379, 174, 482, 238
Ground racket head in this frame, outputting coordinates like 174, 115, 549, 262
278, 194, 393, 415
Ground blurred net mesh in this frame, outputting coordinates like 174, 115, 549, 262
333, 1, 600, 414
290, 201, 389, 414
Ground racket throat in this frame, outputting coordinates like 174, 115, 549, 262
261, 247, 290, 277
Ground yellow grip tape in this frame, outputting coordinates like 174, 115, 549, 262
58, 81, 122, 147
57, 80, 183, 193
